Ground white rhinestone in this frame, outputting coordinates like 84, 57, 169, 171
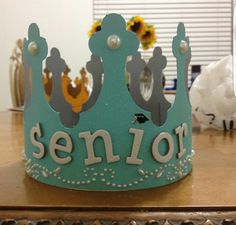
156, 170, 163, 178
138, 169, 145, 176
28, 41, 38, 55
53, 167, 61, 175
107, 35, 121, 49
42, 170, 48, 178
188, 157, 192, 162
179, 40, 188, 54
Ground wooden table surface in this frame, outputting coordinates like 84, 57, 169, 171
1, 111, 236, 225
0, 110, 236, 209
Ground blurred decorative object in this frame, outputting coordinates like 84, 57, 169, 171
88, 16, 157, 50
191, 65, 201, 85
42, 64, 90, 113
42, 68, 52, 101
140, 66, 153, 101
9, 39, 24, 108
139, 66, 166, 101
127, 16, 146, 37
190, 55, 236, 131
165, 78, 177, 91
139, 24, 157, 50
87, 20, 102, 37
61, 67, 90, 113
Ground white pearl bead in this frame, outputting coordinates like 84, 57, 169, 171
28, 41, 38, 55
179, 40, 188, 54
107, 35, 121, 49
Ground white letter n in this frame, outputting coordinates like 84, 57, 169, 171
79, 129, 120, 166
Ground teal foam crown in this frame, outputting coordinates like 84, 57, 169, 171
23, 13, 193, 191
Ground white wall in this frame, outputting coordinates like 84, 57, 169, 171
0, 0, 93, 111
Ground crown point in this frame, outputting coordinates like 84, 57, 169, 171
24, 23, 48, 63
89, 13, 139, 58
50, 47, 61, 58
28, 23, 40, 39
153, 46, 162, 56
177, 22, 186, 36
102, 13, 126, 30
172, 22, 190, 59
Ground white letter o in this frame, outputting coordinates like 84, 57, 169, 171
152, 132, 174, 163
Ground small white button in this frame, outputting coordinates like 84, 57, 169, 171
107, 35, 121, 49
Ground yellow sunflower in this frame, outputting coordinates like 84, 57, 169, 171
88, 20, 102, 37
127, 16, 146, 37
140, 25, 157, 50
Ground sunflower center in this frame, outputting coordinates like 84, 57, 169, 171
142, 31, 151, 39
96, 26, 101, 32
131, 22, 141, 32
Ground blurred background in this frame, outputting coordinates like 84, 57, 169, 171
0, 0, 233, 111
0, 0, 93, 111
